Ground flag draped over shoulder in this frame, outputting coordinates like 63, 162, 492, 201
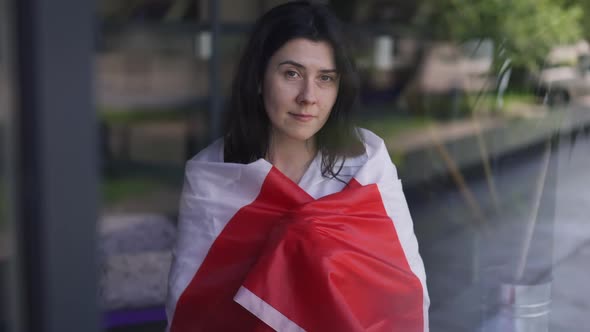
166, 129, 429, 332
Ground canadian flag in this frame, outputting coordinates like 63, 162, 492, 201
166, 129, 429, 332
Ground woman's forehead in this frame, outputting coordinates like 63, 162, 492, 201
270, 38, 336, 70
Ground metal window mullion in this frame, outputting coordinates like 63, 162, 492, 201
1, 0, 24, 331
15, 1, 99, 332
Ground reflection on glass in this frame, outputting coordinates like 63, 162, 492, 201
96, 1, 590, 331
98, 2, 206, 331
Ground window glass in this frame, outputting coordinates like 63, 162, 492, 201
346, 1, 588, 331
97, 1, 590, 331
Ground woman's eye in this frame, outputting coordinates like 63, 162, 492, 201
320, 75, 335, 82
285, 70, 299, 79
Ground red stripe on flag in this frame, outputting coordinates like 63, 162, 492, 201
242, 178, 424, 331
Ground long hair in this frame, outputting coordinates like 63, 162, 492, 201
223, 1, 364, 179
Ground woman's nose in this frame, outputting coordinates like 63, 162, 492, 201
296, 79, 318, 105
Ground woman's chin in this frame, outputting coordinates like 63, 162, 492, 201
272, 128, 319, 144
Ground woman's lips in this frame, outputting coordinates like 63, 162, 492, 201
289, 112, 315, 122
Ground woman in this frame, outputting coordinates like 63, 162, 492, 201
166, 2, 429, 331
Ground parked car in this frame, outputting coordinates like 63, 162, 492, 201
535, 54, 590, 106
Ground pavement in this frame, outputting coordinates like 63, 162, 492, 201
545, 128, 590, 332
416, 103, 590, 332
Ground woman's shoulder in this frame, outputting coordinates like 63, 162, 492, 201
355, 127, 388, 159
187, 138, 224, 164
327, 128, 387, 174
354, 127, 400, 180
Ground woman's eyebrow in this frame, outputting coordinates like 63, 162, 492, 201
319, 68, 338, 74
278, 60, 305, 69
277, 60, 337, 73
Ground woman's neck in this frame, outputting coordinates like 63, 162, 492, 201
266, 134, 317, 184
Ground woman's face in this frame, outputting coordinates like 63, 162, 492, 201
262, 38, 339, 144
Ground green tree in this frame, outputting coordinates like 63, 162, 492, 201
558, 0, 590, 40
416, 0, 583, 72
